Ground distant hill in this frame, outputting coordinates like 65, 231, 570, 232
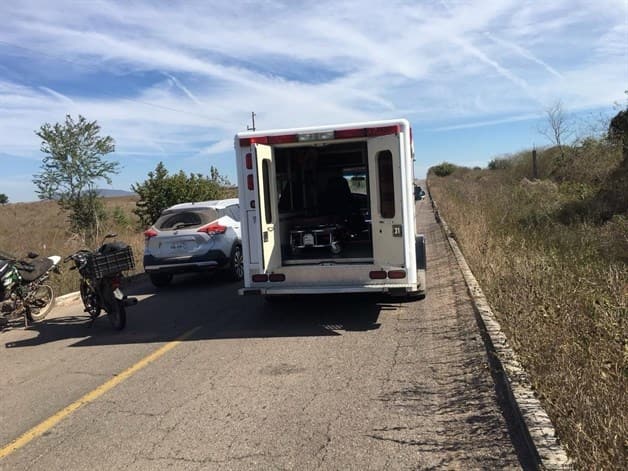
96, 189, 136, 198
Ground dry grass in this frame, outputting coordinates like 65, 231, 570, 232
428, 145, 627, 469
0, 196, 145, 297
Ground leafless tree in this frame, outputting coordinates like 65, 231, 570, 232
539, 99, 573, 161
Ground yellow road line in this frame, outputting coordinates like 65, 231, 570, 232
0, 325, 202, 460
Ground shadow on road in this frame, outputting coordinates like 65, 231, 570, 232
4, 273, 390, 349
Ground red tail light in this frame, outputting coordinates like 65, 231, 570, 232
239, 136, 269, 146
111, 277, 121, 289
245, 153, 253, 169
252, 274, 268, 282
367, 125, 400, 137
335, 128, 367, 139
369, 270, 387, 280
268, 273, 285, 282
144, 228, 158, 240
247, 174, 254, 190
387, 270, 406, 279
197, 223, 227, 235
267, 134, 298, 144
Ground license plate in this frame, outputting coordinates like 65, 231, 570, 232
170, 242, 185, 250
303, 234, 315, 246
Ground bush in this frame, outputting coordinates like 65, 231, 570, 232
430, 162, 457, 177
132, 162, 232, 227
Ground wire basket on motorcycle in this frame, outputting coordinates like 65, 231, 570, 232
84, 245, 135, 279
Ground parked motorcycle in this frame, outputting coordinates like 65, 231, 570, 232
0, 250, 61, 326
65, 234, 137, 330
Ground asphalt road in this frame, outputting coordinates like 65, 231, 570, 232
0, 200, 530, 470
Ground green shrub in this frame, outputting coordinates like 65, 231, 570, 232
430, 162, 457, 177
132, 162, 231, 227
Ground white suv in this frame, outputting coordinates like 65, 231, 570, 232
143, 199, 242, 287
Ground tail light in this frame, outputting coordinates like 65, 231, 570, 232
245, 153, 253, 169
268, 273, 285, 282
369, 270, 387, 280
144, 228, 158, 241
198, 223, 227, 235
387, 270, 406, 279
111, 277, 121, 289
252, 274, 268, 282
247, 174, 254, 190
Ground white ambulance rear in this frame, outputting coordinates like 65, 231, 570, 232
235, 119, 426, 298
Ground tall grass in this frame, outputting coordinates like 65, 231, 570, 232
0, 196, 144, 297
429, 142, 627, 469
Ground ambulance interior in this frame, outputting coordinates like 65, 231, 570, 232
274, 142, 374, 265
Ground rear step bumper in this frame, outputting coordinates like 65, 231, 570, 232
239, 285, 418, 296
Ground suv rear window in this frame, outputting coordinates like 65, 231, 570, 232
155, 208, 219, 230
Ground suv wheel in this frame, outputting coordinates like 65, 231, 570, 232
150, 273, 173, 287
227, 245, 244, 281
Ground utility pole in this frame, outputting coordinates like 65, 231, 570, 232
247, 112, 256, 131
532, 145, 538, 179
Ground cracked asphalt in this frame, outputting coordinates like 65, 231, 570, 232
0, 200, 528, 470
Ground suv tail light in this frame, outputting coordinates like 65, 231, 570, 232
144, 228, 158, 241
198, 223, 227, 235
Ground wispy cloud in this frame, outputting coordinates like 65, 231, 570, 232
0, 0, 626, 201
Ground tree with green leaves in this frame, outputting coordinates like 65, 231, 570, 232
33, 114, 119, 241
0, 193, 8, 204
132, 162, 230, 227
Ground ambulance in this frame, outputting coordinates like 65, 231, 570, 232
235, 118, 426, 299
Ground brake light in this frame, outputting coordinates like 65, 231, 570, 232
245, 153, 253, 169
239, 136, 269, 146
367, 125, 400, 137
268, 273, 285, 282
144, 228, 158, 240
387, 270, 406, 279
252, 274, 268, 282
335, 128, 367, 139
197, 223, 227, 235
247, 174, 254, 190
369, 270, 387, 280
268, 134, 298, 144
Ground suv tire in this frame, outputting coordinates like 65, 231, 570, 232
227, 245, 244, 281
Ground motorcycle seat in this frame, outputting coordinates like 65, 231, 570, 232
18, 257, 53, 282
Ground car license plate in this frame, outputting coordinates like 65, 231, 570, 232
170, 242, 185, 250
303, 234, 314, 246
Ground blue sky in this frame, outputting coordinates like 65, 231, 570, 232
1, 0, 626, 202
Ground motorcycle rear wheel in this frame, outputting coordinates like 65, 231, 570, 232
26, 284, 55, 322
107, 299, 126, 330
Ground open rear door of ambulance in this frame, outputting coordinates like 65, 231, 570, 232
367, 134, 405, 268
254, 143, 281, 272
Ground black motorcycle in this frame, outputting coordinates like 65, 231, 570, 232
1, 250, 61, 327
65, 234, 137, 330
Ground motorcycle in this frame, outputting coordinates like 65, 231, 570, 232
65, 234, 137, 330
0, 250, 61, 327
